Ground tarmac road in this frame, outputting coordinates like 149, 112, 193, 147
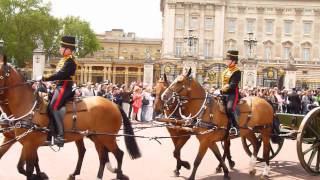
0, 122, 319, 180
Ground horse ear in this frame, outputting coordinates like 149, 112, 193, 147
163, 73, 168, 82
186, 67, 192, 77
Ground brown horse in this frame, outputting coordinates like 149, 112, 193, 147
0, 93, 117, 180
153, 74, 235, 178
0, 61, 141, 180
161, 68, 274, 180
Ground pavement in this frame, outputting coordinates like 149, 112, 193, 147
0, 122, 319, 180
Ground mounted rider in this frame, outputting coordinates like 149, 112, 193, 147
221, 50, 241, 136
41, 35, 77, 147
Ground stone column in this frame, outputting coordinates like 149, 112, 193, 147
83, 66, 88, 83
213, 5, 225, 60
108, 66, 112, 81
112, 66, 117, 83
143, 63, 154, 88
162, 3, 175, 58
138, 68, 142, 82
284, 62, 297, 89
80, 66, 84, 84
88, 66, 92, 83
125, 66, 129, 86
103, 66, 107, 81
32, 48, 45, 80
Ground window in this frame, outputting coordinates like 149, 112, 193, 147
303, 21, 312, 35
175, 16, 184, 29
175, 42, 183, 57
283, 47, 291, 60
191, 40, 198, 54
247, 19, 256, 33
302, 48, 310, 60
284, 20, 293, 35
265, 20, 274, 34
265, 47, 272, 60
190, 16, 199, 30
204, 17, 214, 30
228, 19, 236, 32
203, 40, 213, 58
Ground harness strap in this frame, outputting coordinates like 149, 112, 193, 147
72, 100, 77, 130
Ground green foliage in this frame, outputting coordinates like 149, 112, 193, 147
61, 16, 100, 58
0, 0, 100, 67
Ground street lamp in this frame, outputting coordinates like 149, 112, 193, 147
244, 32, 257, 59
0, 39, 4, 54
183, 29, 198, 57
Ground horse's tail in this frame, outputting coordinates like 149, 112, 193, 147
118, 106, 141, 159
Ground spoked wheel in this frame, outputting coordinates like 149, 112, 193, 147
297, 107, 320, 175
241, 133, 284, 162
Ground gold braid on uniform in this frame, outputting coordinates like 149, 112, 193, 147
43, 55, 78, 80
221, 66, 239, 93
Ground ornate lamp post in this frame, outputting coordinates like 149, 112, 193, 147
244, 32, 257, 59
183, 29, 198, 57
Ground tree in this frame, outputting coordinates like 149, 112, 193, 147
0, 0, 60, 67
60, 16, 100, 58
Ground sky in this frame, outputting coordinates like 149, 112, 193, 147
45, 0, 162, 38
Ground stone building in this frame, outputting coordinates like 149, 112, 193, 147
160, 0, 320, 89
25, 29, 162, 87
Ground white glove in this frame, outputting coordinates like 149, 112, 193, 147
36, 75, 43, 81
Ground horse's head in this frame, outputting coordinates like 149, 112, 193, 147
153, 74, 170, 117
0, 55, 14, 94
161, 67, 205, 103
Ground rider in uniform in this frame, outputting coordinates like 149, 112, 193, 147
42, 35, 77, 147
221, 50, 241, 136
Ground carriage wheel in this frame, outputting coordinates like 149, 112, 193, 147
297, 107, 320, 175
241, 133, 284, 162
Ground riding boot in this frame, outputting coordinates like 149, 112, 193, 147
52, 107, 66, 147
228, 112, 239, 136
43, 114, 56, 146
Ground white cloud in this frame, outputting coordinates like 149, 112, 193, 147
45, 0, 162, 38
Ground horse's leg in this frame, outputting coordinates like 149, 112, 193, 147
209, 142, 230, 179
21, 146, 38, 180
170, 132, 191, 176
261, 128, 272, 178
0, 136, 16, 159
92, 140, 113, 180
17, 151, 26, 176
68, 139, 86, 180
33, 151, 49, 180
244, 130, 259, 176
216, 138, 235, 173
100, 137, 128, 180
188, 140, 209, 180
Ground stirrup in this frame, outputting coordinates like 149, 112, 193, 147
54, 137, 65, 147
229, 127, 239, 136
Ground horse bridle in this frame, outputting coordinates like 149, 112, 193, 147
0, 63, 11, 94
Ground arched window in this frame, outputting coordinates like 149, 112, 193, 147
282, 41, 293, 60
263, 40, 274, 61
301, 42, 312, 61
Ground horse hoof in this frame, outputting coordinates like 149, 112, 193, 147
216, 167, 222, 174
229, 161, 235, 169
259, 175, 269, 180
116, 174, 129, 180
173, 170, 180, 177
224, 175, 231, 180
38, 172, 49, 180
67, 174, 76, 180
249, 169, 256, 176
182, 161, 191, 170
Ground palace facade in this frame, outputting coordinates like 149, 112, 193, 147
160, 0, 320, 89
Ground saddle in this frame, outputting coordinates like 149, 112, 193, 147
218, 98, 252, 115
37, 92, 87, 114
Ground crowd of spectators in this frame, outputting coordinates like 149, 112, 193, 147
206, 85, 320, 115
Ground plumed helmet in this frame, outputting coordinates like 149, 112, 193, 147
226, 50, 239, 63
60, 35, 76, 50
